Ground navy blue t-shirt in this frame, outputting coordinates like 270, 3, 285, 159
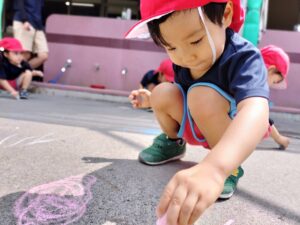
174, 29, 269, 104
0, 53, 32, 80
13, 0, 44, 30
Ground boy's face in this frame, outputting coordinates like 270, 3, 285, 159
267, 66, 284, 87
159, 7, 231, 78
4, 51, 24, 66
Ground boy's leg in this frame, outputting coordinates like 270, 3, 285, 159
139, 82, 186, 165
188, 86, 243, 198
29, 31, 49, 69
13, 21, 34, 52
270, 124, 290, 150
18, 71, 33, 99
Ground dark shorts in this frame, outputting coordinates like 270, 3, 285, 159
0, 79, 18, 90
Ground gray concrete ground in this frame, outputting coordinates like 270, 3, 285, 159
0, 91, 299, 225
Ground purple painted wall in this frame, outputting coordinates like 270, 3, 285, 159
45, 16, 300, 111
45, 15, 168, 91
259, 30, 300, 110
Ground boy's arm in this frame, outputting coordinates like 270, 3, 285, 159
203, 97, 269, 176
0, 79, 19, 97
157, 97, 269, 225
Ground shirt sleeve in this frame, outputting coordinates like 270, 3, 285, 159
0, 55, 8, 80
229, 49, 269, 104
21, 61, 33, 71
17, 0, 28, 22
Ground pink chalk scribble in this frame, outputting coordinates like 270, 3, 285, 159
14, 175, 96, 225
223, 219, 235, 225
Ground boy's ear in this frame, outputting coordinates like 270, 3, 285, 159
222, 1, 233, 28
268, 65, 279, 74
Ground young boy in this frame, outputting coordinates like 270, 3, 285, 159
140, 58, 175, 91
127, 1, 269, 224
261, 45, 290, 150
0, 37, 43, 99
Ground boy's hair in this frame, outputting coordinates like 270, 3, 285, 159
148, 3, 227, 47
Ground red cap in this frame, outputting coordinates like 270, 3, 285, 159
0, 37, 24, 52
125, 0, 244, 39
155, 58, 175, 82
261, 45, 290, 89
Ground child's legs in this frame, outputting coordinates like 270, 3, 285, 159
18, 71, 33, 90
270, 123, 290, 149
187, 86, 232, 148
151, 82, 184, 139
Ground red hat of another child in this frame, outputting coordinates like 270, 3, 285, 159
155, 58, 175, 82
261, 45, 290, 89
0, 37, 25, 52
125, 0, 244, 39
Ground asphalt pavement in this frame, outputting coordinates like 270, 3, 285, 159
0, 91, 299, 225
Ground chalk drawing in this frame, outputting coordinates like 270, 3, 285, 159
0, 133, 57, 148
223, 219, 235, 225
102, 222, 117, 225
6, 136, 37, 147
14, 175, 96, 225
0, 134, 18, 145
25, 133, 56, 146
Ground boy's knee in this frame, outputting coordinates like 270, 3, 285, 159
188, 86, 229, 118
24, 70, 33, 78
150, 83, 181, 109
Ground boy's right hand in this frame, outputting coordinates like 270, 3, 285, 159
11, 91, 20, 100
129, 89, 151, 109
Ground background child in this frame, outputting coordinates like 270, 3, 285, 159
127, 0, 269, 224
140, 58, 175, 91
0, 37, 43, 99
261, 45, 290, 149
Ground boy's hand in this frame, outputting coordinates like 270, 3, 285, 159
156, 162, 226, 225
129, 89, 151, 109
33, 70, 44, 77
23, 22, 33, 31
10, 91, 20, 100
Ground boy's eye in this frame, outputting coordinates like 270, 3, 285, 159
191, 39, 202, 45
166, 47, 176, 51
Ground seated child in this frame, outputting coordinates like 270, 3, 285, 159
261, 45, 290, 149
140, 58, 175, 91
127, 0, 269, 224
0, 37, 43, 99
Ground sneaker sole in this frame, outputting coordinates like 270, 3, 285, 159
219, 191, 234, 199
138, 153, 185, 166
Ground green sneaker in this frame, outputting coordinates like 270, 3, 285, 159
138, 133, 186, 165
219, 166, 244, 199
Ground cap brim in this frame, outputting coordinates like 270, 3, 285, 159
125, 11, 174, 39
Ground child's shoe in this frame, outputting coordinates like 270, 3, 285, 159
19, 89, 29, 99
219, 166, 244, 199
138, 133, 186, 165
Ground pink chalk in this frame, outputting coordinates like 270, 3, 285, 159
223, 219, 235, 225
156, 213, 168, 225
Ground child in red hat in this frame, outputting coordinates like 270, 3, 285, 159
140, 58, 175, 92
0, 37, 43, 99
261, 45, 290, 149
127, 1, 269, 224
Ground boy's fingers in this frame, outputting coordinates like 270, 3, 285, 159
156, 179, 177, 218
188, 200, 207, 225
166, 185, 187, 225
178, 193, 198, 225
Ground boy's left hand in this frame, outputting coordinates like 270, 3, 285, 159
156, 162, 226, 225
33, 70, 44, 77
